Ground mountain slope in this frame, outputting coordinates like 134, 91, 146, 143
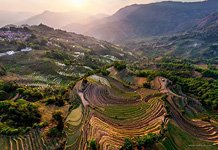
124, 11, 218, 59
62, 13, 109, 33
86, 0, 218, 42
19, 11, 90, 29
0, 24, 133, 85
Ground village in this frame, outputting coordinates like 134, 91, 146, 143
0, 26, 31, 41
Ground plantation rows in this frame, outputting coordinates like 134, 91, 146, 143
75, 76, 167, 149
65, 75, 169, 149
65, 105, 91, 150
156, 77, 218, 143
0, 130, 59, 150
83, 83, 139, 106
168, 95, 218, 143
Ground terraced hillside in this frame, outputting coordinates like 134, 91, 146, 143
64, 64, 218, 150
1, 61, 218, 149
1, 24, 218, 150
153, 77, 218, 147
0, 130, 59, 150
64, 70, 169, 149
0, 25, 134, 85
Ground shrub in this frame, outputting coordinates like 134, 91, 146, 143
16, 88, 25, 94
101, 69, 110, 76
202, 116, 211, 122
0, 65, 6, 76
48, 127, 59, 137
33, 121, 49, 129
143, 82, 151, 88
0, 90, 9, 101
45, 96, 65, 107
123, 138, 133, 150
52, 111, 64, 131
45, 97, 56, 105
0, 81, 16, 93
55, 97, 65, 107
52, 111, 63, 122
114, 61, 126, 71
136, 133, 158, 148
89, 140, 98, 150
0, 127, 19, 135
136, 71, 150, 77
0, 99, 41, 129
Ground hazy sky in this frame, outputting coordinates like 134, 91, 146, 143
0, 0, 203, 14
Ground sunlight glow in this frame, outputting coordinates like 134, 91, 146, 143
70, 0, 86, 7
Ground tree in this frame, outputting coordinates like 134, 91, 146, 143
136, 133, 158, 149
48, 127, 59, 138
52, 111, 64, 131
101, 69, 110, 76
114, 61, 126, 71
123, 138, 133, 150
0, 90, 9, 101
0, 65, 6, 76
90, 140, 98, 150
143, 82, 151, 88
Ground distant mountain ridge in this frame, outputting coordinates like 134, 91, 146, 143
18, 10, 91, 29
125, 11, 218, 59
196, 12, 218, 29
0, 11, 35, 27
85, 0, 218, 42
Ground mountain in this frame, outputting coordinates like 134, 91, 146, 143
0, 24, 133, 84
62, 13, 108, 34
86, 0, 218, 42
19, 11, 90, 29
124, 11, 218, 59
195, 11, 218, 29
0, 11, 35, 27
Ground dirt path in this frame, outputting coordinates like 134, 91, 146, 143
156, 77, 218, 143
78, 92, 89, 107
11, 93, 19, 101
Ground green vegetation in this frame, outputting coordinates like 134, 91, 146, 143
101, 69, 110, 76
122, 138, 133, 150
48, 111, 64, 138
100, 103, 149, 120
202, 70, 218, 79
89, 140, 98, 150
136, 133, 159, 149
159, 121, 218, 150
0, 79, 70, 137
136, 70, 158, 81
114, 61, 127, 71
45, 96, 65, 107
0, 99, 41, 135
1, 23, 218, 150
121, 133, 159, 150
178, 78, 218, 110
143, 81, 151, 88
0, 65, 6, 76
135, 59, 218, 111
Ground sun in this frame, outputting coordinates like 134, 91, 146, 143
70, 0, 86, 6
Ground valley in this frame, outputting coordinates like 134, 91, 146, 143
0, 0, 218, 150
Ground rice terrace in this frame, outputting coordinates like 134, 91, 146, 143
63, 66, 218, 150
1, 0, 218, 150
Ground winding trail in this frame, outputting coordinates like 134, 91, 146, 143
156, 76, 218, 143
